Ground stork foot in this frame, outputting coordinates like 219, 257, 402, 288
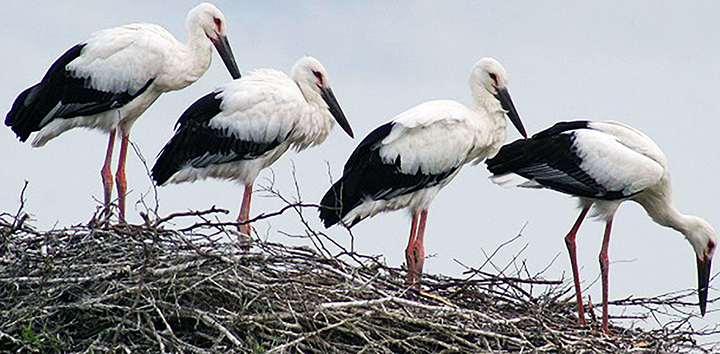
236, 223, 252, 250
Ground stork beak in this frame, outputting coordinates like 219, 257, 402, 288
697, 255, 712, 316
321, 87, 354, 138
494, 88, 527, 139
212, 35, 241, 80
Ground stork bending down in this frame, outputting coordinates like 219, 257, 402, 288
486, 120, 716, 333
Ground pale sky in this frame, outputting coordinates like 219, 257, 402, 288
2, 1, 718, 342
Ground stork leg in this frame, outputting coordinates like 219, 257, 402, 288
101, 130, 117, 221
405, 211, 420, 285
564, 205, 591, 325
599, 216, 614, 334
406, 209, 428, 286
115, 131, 130, 224
237, 183, 253, 249
416, 208, 428, 273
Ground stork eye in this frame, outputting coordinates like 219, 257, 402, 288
313, 70, 324, 86
213, 18, 222, 32
489, 72, 498, 85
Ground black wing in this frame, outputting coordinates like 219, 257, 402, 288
486, 120, 627, 200
151, 91, 283, 185
5, 44, 154, 142
320, 122, 458, 228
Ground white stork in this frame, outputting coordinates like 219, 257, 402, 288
320, 57, 527, 285
151, 56, 354, 243
5, 3, 241, 223
485, 120, 716, 334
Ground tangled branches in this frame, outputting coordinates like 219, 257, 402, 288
0, 200, 717, 352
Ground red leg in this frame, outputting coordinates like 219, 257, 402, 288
599, 216, 614, 334
101, 130, 116, 220
405, 211, 420, 285
565, 205, 591, 325
406, 209, 428, 286
237, 183, 253, 248
115, 131, 130, 224
415, 208, 428, 277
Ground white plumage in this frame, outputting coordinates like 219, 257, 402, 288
486, 120, 716, 333
382, 101, 487, 175
5, 2, 241, 223
320, 57, 528, 284
152, 56, 354, 242
343, 101, 490, 222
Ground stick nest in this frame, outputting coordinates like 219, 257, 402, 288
0, 206, 715, 354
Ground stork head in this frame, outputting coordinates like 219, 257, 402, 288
685, 216, 716, 316
187, 3, 241, 80
470, 58, 527, 138
291, 56, 354, 138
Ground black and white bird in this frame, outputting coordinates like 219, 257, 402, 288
152, 56, 354, 241
320, 57, 527, 285
486, 120, 716, 333
5, 3, 241, 223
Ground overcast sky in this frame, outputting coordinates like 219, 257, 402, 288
1, 1, 718, 341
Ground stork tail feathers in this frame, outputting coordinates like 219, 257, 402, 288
319, 179, 347, 228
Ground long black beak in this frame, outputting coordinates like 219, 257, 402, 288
494, 88, 527, 139
212, 35, 241, 80
321, 87, 354, 138
697, 256, 712, 316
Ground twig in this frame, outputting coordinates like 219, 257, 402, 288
267, 318, 353, 353
154, 206, 230, 226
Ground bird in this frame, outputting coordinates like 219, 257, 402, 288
320, 57, 527, 285
5, 3, 242, 223
151, 56, 354, 244
485, 120, 716, 334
